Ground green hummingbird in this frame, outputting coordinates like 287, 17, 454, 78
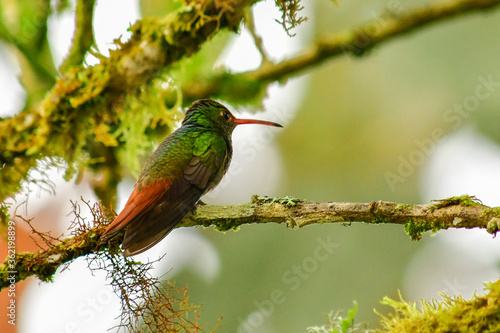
101, 99, 283, 256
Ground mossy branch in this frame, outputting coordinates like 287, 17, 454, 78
2, 195, 499, 291
2, 0, 500, 205
0, 0, 257, 203
181, 0, 500, 103
181, 195, 500, 241
1, 223, 108, 291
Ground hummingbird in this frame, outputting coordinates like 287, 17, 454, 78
100, 99, 283, 256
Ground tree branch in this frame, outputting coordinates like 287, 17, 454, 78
58, 0, 97, 73
2, 0, 499, 204
244, 8, 271, 65
2, 195, 499, 291
0, 0, 56, 108
0, 0, 257, 202
181, 0, 500, 103
181, 195, 500, 239
0, 21, 55, 84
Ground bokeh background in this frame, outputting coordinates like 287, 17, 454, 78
2, 0, 500, 332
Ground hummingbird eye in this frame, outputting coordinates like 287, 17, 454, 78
221, 111, 231, 121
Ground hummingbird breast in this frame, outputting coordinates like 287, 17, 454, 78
194, 129, 233, 195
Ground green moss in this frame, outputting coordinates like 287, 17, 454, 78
405, 218, 447, 240
3, 252, 58, 286
486, 217, 500, 235
307, 301, 359, 332
114, 73, 182, 174
0, 0, 254, 203
429, 195, 483, 211
372, 214, 392, 225
378, 280, 500, 332
481, 207, 500, 218
404, 219, 435, 241
202, 218, 241, 232
395, 203, 412, 212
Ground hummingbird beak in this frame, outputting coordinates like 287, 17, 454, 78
232, 118, 283, 128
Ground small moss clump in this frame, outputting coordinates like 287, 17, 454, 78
404, 219, 434, 241
206, 218, 241, 232
372, 214, 392, 225
395, 203, 412, 212
252, 195, 302, 207
429, 195, 484, 212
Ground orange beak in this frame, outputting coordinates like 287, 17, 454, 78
232, 118, 283, 127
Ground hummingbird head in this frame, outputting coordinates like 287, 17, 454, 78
183, 99, 283, 134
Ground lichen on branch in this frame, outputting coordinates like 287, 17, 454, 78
2, 195, 498, 291
0, 0, 257, 206
3, 0, 500, 211
1, 194, 499, 330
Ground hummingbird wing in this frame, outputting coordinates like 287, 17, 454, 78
101, 131, 229, 256
120, 175, 204, 256
100, 179, 171, 241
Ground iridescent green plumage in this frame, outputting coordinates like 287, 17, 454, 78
101, 99, 282, 256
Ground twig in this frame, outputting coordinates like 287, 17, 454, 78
180, 195, 499, 240
59, 0, 97, 73
245, 8, 271, 65
2, 0, 499, 202
1, 195, 499, 290
181, 0, 500, 102
0, 0, 258, 202
249, 0, 500, 81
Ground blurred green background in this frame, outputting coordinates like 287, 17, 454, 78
168, 0, 500, 331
